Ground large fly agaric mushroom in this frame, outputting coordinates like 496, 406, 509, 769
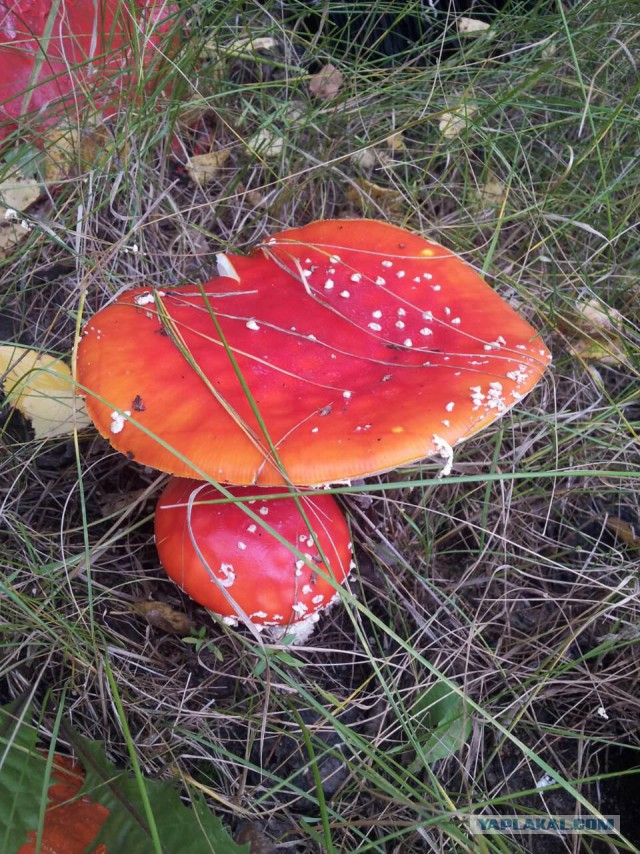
77, 219, 551, 486
155, 478, 352, 639
0, 0, 178, 148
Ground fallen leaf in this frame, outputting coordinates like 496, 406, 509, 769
0, 169, 40, 258
248, 129, 284, 159
98, 488, 153, 516
569, 337, 630, 369
606, 516, 640, 547
345, 178, 405, 216
350, 147, 377, 171
309, 63, 344, 100
17, 753, 109, 854
43, 122, 125, 183
574, 298, 623, 334
476, 173, 506, 206
458, 16, 491, 35
222, 35, 276, 56
564, 299, 630, 370
0, 345, 91, 438
386, 131, 405, 151
0, 169, 41, 213
186, 149, 230, 185
132, 600, 195, 635
439, 102, 477, 139
0, 218, 29, 259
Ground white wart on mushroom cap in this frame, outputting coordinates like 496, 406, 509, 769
77, 219, 551, 485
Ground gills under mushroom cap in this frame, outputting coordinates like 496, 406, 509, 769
77, 219, 551, 485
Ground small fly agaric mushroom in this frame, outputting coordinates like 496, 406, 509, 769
155, 478, 352, 640
77, 219, 551, 486
0, 0, 178, 148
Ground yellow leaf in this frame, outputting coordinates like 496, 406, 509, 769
0, 219, 29, 259
476, 173, 506, 206
248, 129, 284, 159
458, 17, 491, 35
0, 345, 91, 438
568, 337, 630, 369
386, 131, 405, 151
309, 63, 344, 100
186, 149, 230, 185
221, 35, 276, 55
575, 298, 623, 334
439, 102, 477, 139
0, 169, 40, 214
43, 123, 123, 183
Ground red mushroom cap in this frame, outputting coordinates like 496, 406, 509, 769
77, 219, 551, 485
0, 0, 178, 147
155, 479, 351, 633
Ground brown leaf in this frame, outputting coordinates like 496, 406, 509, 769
97, 488, 152, 516
235, 822, 277, 854
309, 63, 344, 100
132, 600, 195, 636
605, 516, 640, 547
345, 178, 405, 216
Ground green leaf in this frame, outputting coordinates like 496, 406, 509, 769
74, 738, 249, 854
408, 679, 473, 767
0, 701, 47, 852
0, 702, 249, 854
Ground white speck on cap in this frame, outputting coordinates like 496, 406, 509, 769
110, 410, 131, 434
382, 260, 393, 267
246, 320, 260, 331
324, 279, 335, 289
339, 290, 350, 298
433, 434, 454, 477
219, 563, 236, 587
